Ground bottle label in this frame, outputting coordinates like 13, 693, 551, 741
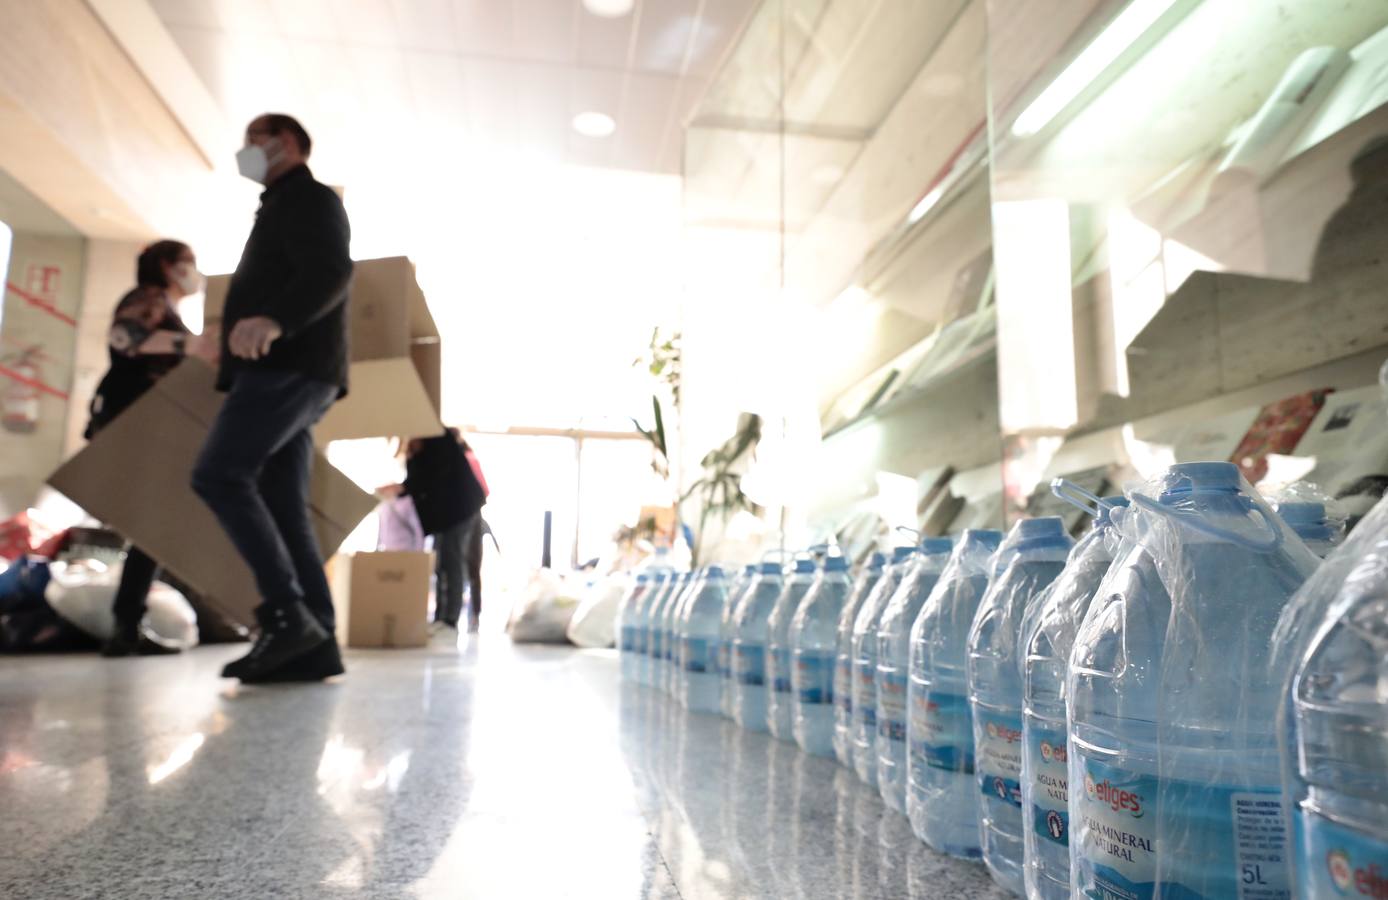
854, 666, 877, 729
734, 644, 766, 686
878, 670, 908, 741
795, 650, 835, 704
772, 647, 793, 694
1295, 809, 1388, 899
1072, 754, 1289, 900
975, 710, 1024, 808
663, 631, 676, 661
620, 624, 636, 653
1027, 722, 1070, 847
716, 640, 730, 679
634, 626, 648, 656
835, 657, 853, 716
910, 689, 974, 774
681, 636, 715, 674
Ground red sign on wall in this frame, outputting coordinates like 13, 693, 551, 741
24, 264, 60, 300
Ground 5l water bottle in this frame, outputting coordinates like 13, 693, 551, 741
655, 572, 692, 696
632, 571, 668, 686
791, 555, 854, 757
877, 537, 955, 815
644, 572, 680, 689
1069, 462, 1316, 899
1276, 501, 1341, 559
618, 573, 652, 683
1282, 498, 1388, 899
1019, 492, 1128, 900
835, 553, 886, 767
721, 565, 757, 718
731, 562, 786, 732
679, 566, 731, 714
969, 517, 1073, 895
907, 529, 1003, 856
766, 558, 819, 742
666, 570, 704, 697
852, 546, 918, 785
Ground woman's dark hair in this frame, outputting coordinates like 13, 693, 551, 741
136, 240, 191, 289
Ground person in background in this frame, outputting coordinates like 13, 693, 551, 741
382, 429, 487, 634
191, 113, 353, 683
87, 240, 217, 657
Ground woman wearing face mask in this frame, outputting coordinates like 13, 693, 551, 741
87, 240, 218, 656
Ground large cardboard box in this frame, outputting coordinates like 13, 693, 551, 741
329, 551, 431, 649
204, 256, 442, 441
47, 360, 377, 627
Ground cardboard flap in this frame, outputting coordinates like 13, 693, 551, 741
315, 358, 442, 442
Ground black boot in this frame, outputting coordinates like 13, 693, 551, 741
222, 603, 328, 680
240, 638, 345, 684
102, 624, 180, 657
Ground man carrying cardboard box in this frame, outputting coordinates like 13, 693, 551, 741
191, 113, 353, 683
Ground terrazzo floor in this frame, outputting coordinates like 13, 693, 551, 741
0, 635, 1010, 899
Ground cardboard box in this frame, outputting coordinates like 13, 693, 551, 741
204, 256, 442, 442
47, 360, 377, 627
329, 551, 431, 649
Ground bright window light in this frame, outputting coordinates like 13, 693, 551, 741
572, 111, 617, 138
583, 0, 634, 17
1011, 0, 1178, 138
907, 183, 946, 225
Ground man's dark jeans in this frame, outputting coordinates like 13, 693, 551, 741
192, 369, 339, 630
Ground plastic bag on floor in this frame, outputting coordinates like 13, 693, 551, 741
45, 559, 199, 649
507, 568, 579, 644
0, 556, 94, 652
565, 575, 627, 648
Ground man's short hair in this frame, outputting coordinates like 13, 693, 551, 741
257, 113, 312, 157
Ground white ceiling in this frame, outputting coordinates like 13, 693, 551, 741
149, 0, 759, 178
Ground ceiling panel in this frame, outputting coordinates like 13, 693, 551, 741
153, 0, 759, 175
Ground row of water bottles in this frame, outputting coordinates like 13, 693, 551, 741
613, 460, 1387, 900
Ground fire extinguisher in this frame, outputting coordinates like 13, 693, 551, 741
2, 354, 41, 434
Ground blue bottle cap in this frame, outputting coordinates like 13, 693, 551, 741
1164, 461, 1242, 496
1277, 501, 1325, 524
867, 552, 887, 570
962, 529, 1003, 551
891, 546, 917, 564
705, 565, 726, 579
758, 561, 783, 575
744, 564, 757, 575
919, 537, 953, 555
636, 573, 650, 583
823, 555, 850, 572
793, 558, 817, 574
1012, 516, 1067, 540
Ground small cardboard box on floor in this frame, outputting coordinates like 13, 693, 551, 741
204, 255, 443, 442
328, 551, 432, 649
47, 360, 377, 628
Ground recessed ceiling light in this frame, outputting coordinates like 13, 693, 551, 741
583, 0, 634, 17
572, 111, 617, 138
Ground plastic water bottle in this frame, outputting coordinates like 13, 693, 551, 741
652, 572, 691, 696
1282, 501, 1388, 899
630, 571, 667, 687
876, 537, 955, 814
721, 565, 757, 718
907, 529, 1003, 856
618, 573, 653, 683
968, 517, 1072, 895
791, 555, 854, 757
665, 570, 704, 697
835, 553, 886, 767
852, 546, 918, 785
1019, 496, 1127, 900
1276, 501, 1340, 559
766, 558, 819, 742
1069, 462, 1316, 899
679, 566, 731, 714
641, 572, 678, 689
731, 561, 786, 733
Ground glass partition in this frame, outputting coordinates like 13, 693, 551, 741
987, 0, 1388, 517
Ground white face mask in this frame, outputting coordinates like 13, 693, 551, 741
171, 262, 204, 296
235, 138, 283, 184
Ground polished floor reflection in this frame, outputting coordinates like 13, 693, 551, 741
0, 637, 1008, 898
